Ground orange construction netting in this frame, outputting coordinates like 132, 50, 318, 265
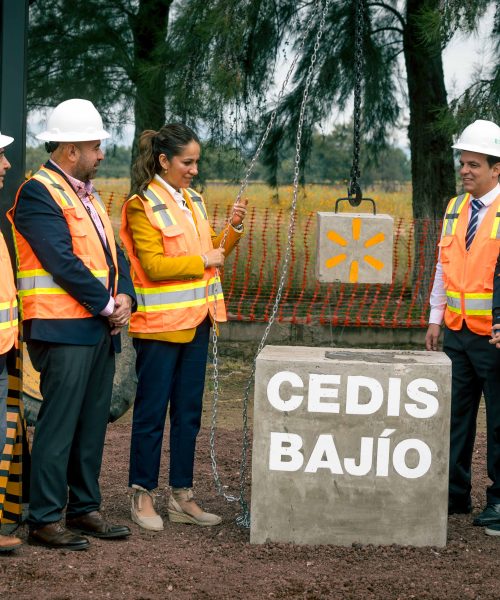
105, 193, 441, 329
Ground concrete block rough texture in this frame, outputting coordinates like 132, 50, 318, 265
316, 212, 394, 284
250, 346, 452, 547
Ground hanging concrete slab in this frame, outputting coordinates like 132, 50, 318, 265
316, 212, 394, 284
250, 345, 451, 547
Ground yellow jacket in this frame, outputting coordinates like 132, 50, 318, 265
125, 193, 243, 343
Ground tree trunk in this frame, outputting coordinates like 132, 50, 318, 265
129, 0, 173, 189
403, 0, 457, 300
404, 0, 456, 221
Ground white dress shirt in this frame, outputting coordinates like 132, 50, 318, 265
429, 183, 500, 325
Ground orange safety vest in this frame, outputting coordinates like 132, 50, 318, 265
439, 192, 500, 335
8, 166, 118, 320
0, 232, 18, 354
120, 181, 226, 333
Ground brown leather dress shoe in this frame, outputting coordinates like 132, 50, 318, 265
66, 511, 131, 539
0, 533, 23, 552
28, 522, 90, 551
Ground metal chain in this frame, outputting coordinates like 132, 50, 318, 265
218, 1, 323, 252
209, 0, 332, 528
208, 0, 324, 511
348, 0, 365, 205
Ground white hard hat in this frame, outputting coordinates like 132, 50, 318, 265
36, 98, 110, 142
0, 132, 14, 148
452, 119, 500, 157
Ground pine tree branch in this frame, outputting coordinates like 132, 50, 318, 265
367, 2, 405, 28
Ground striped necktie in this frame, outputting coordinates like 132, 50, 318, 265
465, 198, 483, 251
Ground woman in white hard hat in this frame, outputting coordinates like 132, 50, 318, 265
0, 131, 22, 552
120, 124, 247, 530
425, 119, 500, 533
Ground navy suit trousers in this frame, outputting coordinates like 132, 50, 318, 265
129, 318, 210, 490
444, 323, 500, 505
27, 332, 114, 526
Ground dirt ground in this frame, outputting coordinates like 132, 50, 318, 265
1, 353, 498, 600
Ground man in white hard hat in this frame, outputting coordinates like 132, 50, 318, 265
9, 99, 136, 550
0, 131, 22, 553
425, 119, 500, 528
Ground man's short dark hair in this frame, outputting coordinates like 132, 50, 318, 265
486, 155, 500, 168
44, 141, 59, 153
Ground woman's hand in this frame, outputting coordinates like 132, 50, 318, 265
203, 248, 225, 268
230, 198, 248, 227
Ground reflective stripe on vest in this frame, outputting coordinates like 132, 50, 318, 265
185, 188, 208, 220
492, 210, 500, 239
17, 268, 108, 296
34, 168, 109, 215
9, 167, 119, 321
135, 277, 223, 313
441, 193, 500, 334
446, 291, 492, 316
33, 168, 77, 207
143, 187, 178, 229
443, 193, 500, 240
442, 194, 468, 236
0, 301, 18, 330
121, 183, 227, 333
0, 232, 18, 352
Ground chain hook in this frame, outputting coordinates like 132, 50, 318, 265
347, 180, 363, 207
334, 0, 377, 215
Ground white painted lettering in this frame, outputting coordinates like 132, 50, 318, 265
375, 428, 395, 476
386, 378, 401, 416
345, 376, 384, 415
344, 437, 373, 476
392, 439, 432, 479
268, 430, 432, 480
267, 371, 304, 412
405, 378, 439, 418
269, 432, 304, 471
304, 434, 343, 474
308, 374, 341, 413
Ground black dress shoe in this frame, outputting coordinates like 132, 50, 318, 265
473, 503, 500, 526
67, 510, 131, 539
28, 522, 90, 550
448, 498, 472, 515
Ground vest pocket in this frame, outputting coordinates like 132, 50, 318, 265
438, 236, 453, 263
63, 206, 88, 237
63, 206, 90, 256
162, 225, 188, 257
438, 236, 454, 287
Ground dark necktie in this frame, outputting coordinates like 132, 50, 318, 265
465, 198, 483, 251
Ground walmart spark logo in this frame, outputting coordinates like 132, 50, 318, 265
325, 217, 385, 283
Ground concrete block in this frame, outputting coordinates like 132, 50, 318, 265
250, 346, 452, 547
316, 212, 393, 283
